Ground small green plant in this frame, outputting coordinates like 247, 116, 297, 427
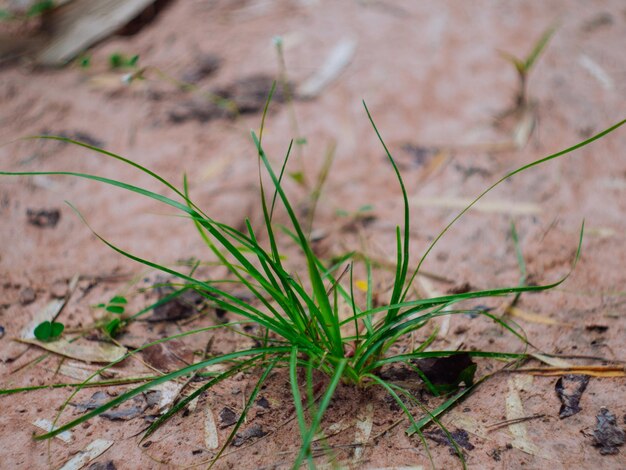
27, 0, 54, 17
0, 0, 54, 21
1, 83, 624, 468
108, 52, 139, 70
77, 55, 91, 69
34, 320, 64, 342
499, 25, 556, 110
94, 295, 128, 336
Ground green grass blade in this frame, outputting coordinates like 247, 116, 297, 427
363, 103, 410, 323
293, 358, 347, 468
402, 119, 625, 299
35, 347, 289, 440
524, 25, 557, 71
252, 133, 343, 357
290, 346, 309, 443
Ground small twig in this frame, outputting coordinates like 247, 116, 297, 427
486, 413, 546, 431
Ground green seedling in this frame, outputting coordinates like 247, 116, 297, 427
1, 82, 624, 468
499, 25, 556, 111
77, 55, 91, 69
27, 0, 54, 17
34, 320, 64, 342
0, 0, 54, 21
109, 52, 139, 70
94, 295, 128, 337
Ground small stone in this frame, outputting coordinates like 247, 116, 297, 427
19, 287, 36, 305
88, 461, 116, 470
26, 208, 60, 228
181, 53, 221, 84
256, 396, 270, 409
231, 424, 266, 447
218, 407, 237, 428
50, 281, 67, 299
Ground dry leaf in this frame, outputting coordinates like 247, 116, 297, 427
21, 299, 66, 339
32, 418, 72, 443
20, 338, 127, 363
204, 406, 219, 450
297, 38, 357, 99
353, 403, 373, 462
58, 439, 114, 470
505, 376, 547, 458
512, 107, 536, 149
530, 353, 573, 368
506, 306, 572, 327
412, 197, 541, 215
151, 381, 184, 412
515, 366, 625, 378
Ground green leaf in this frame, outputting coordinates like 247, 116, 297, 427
34, 321, 64, 341
524, 25, 556, 71
109, 296, 127, 305
109, 53, 123, 68
109, 53, 138, 70
104, 318, 122, 337
79, 55, 91, 69
105, 305, 125, 315
288, 171, 305, 185
27, 0, 54, 17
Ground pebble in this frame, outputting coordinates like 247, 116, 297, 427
19, 287, 36, 305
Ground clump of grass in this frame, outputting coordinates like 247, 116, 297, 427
1, 84, 624, 468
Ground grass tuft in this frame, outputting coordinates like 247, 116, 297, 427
1, 87, 624, 468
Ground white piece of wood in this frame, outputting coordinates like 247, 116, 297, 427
33, 418, 73, 443
36, 0, 156, 66
58, 439, 114, 470
297, 38, 357, 99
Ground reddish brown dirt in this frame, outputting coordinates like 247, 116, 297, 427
1, 1, 626, 469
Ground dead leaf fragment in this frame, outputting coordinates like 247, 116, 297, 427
231, 424, 266, 447
21, 299, 66, 339
593, 407, 625, 455
506, 306, 571, 326
412, 197, 542, 215
424, 428, 475, 455
204, 406, 219, 450
219, 407, 237, 428
297, 38, 357, 99
70, 391, 109, 412
20, 338, 127, 363
353, 403, 373, 462
58, 439, 114, 470
530, 353, 572, 368
555, 375, 590, 419
33, 418, 73, 443
505, 375, 544, 458
515, 366, 625, 378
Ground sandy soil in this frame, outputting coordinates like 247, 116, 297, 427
1, 1, 626, 468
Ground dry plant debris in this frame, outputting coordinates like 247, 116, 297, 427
593, 407, 625, 455
555, 375, 590, 419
